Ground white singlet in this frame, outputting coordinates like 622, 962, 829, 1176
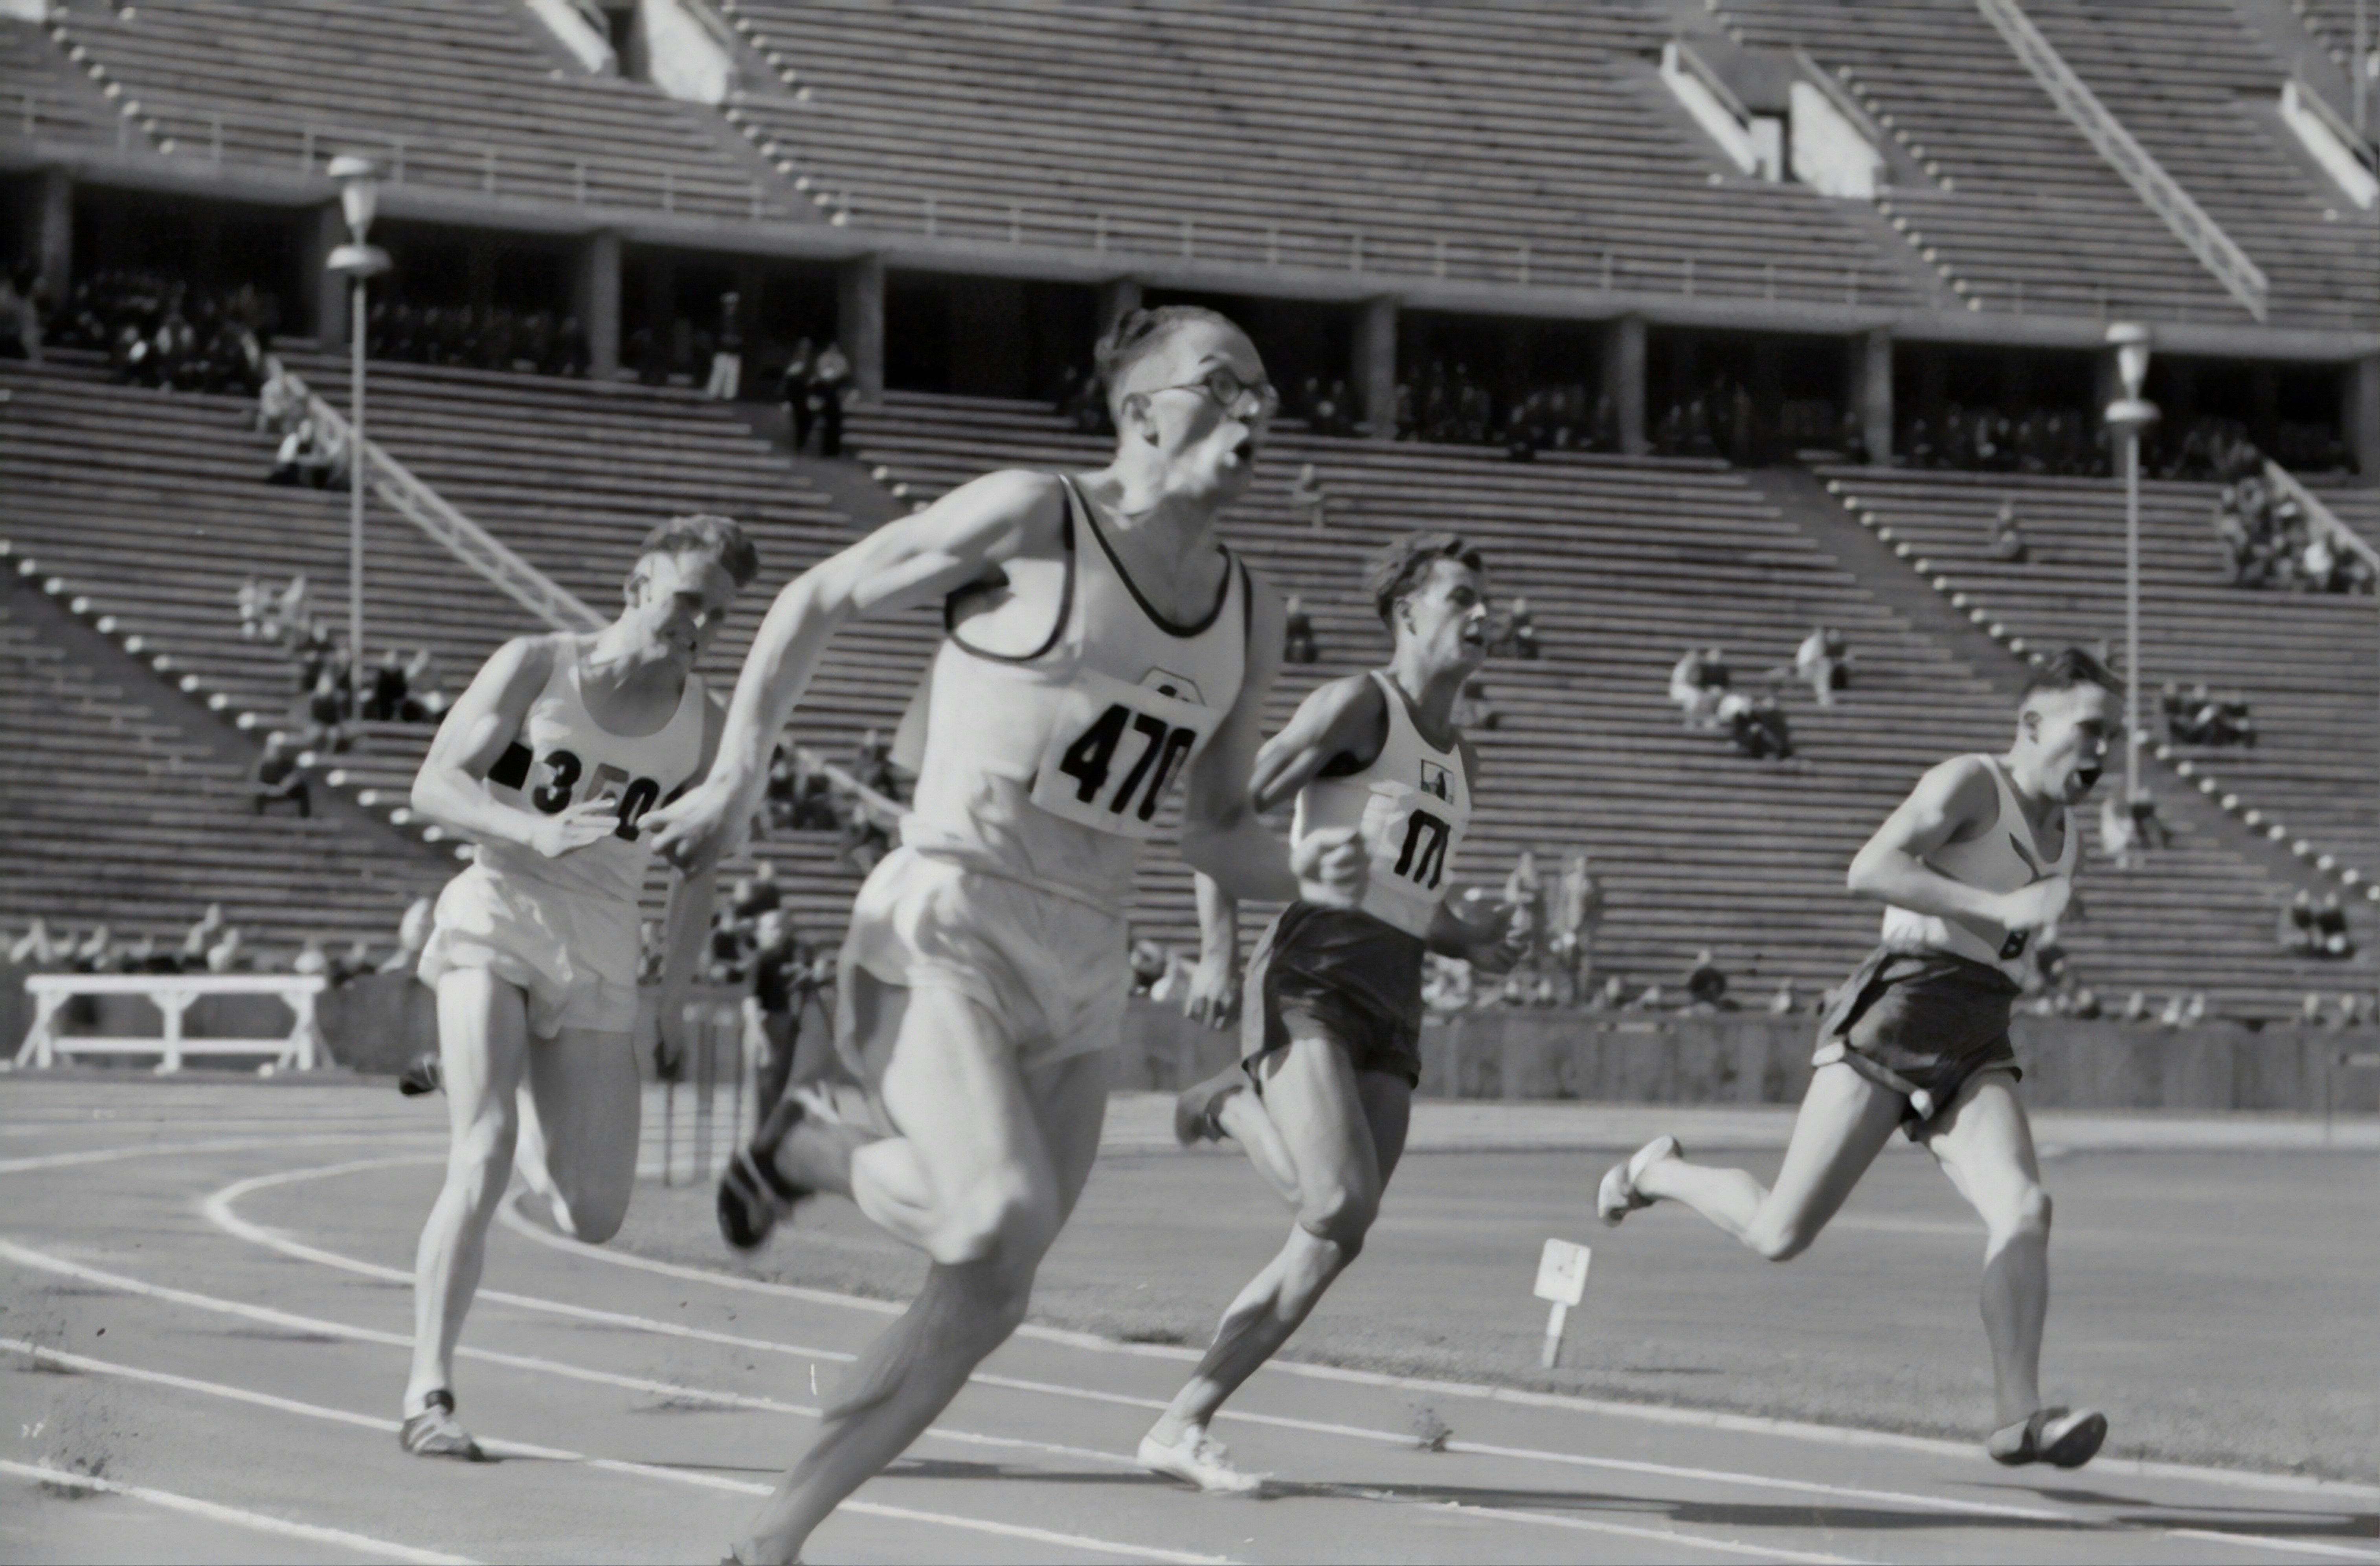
897, 474, 1249, 910
1877, 754, 2075, 980
472, 645, 710, 909
1291, 671, 1472, 939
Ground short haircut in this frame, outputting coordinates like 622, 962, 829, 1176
1094, 305, 1240, 419
2021, 646, 2122, 702
1365, 531, 1486, 627
637, 513, 759, 588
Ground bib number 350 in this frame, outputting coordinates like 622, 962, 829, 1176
1056, 703, 1197, 823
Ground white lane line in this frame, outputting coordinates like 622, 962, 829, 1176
37, 1216, 1900, 1566
1319, 1487, 1862, 1565
0, 1237, 1139, 1474
0, 1132, 438, 1175
202, 1158, 866, 1367
217, 1161, 2380, 1552
0, 1455, 477, 1565
2164, 1529, 2380, 1562
0, 1339, 1226, 1566
500, 1196, 2380, 1504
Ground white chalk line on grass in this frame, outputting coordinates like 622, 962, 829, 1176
202, 1167, 2380, 1563
488, 1165, 2380, 1508
0, 1454, 478, 1565
0, 1256, 1884, 1566
0, 1339, 1224, 1566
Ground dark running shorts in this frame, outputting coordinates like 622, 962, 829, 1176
1241, 901, 1426, 1090
1814, 946, 2023, 1136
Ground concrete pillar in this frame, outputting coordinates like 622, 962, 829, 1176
837, 252, 884, 401
34, 166, 72, 297
1095, 277, 1141, 337
307, 202, 347, 346
2348, 353, 2380, 482
1603, 312, 1647, 456
1852, 327, 1893, 465
1355, 295, 1398, 439
577, 230, 621, 380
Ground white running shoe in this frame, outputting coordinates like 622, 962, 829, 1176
1138, 1424, 1267, 1495
1596, 1134, 1684, 1227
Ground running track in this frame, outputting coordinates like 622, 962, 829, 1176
3, 1078, 2376, 1564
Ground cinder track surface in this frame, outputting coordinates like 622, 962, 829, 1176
2, 1078, 2374, 1564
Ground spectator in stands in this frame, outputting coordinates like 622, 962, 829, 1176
1503, 851, 1546, 975
2280, 890, 2322, 958
735, 860, 785, 922
1549, 850, 1601, 1003
238, 576, 272, 641
1497, 597, 1541, 660
292, 937, 331, 978
378, 897, 435, 976
1281, 594, 1318, 665
0, 262, 42, 364
1793, 627, 1847, 708
400, 646, 448, 722
1678, 645, 1732, 727
2317, 893, 2354, 959
68, 924, 113, 974
1987, 498, 2028, 563
251, 734, 311, 818
812, 340, 853, 456
1721, 689, 1791, 760
178, 904, 226, 970
8, 918, 63, 969
204, 925, 245, 974
301, 664, 356, 754
1768, 979, 1796, 1015
1683, 948, 1729, 1011
1288, 463, 1329, 530
362, 648, 411, 722
706, 291, 743, 401
1128, 938, 1168, 998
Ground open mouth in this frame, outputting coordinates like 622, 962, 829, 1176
2074, 765, 2103, 792
1231, 435, 1257, 465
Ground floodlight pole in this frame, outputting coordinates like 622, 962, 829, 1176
325, 156, 391, 702
2104, 323, 2158, 812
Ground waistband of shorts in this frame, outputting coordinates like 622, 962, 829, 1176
903, 845, 1126, 920
1867, 941, 2026, 994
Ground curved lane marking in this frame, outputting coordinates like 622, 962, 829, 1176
203, 1161, 2380, 1558
0, 1455, 477, 1565
0, 1339, 1225, 1566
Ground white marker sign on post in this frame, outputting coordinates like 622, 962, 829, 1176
1533, 1237, 1591, 1368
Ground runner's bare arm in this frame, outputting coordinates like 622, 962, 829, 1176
409, 634, 616, 856
651, 698, 728, 1075
1247, 674, 1388, 813
1181, 578, 1362, 904
1186, 873, 1241, 1029
1847, 755, 2068, 930
645, 469, 1063, 869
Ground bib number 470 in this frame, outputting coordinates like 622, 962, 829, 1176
1057, 703, 1197, 823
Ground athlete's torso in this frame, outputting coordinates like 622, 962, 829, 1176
900, 474, 1250, 909
474, 643, 709, 907
1877, 755, 2074, 979
1292, 670, 1473, 940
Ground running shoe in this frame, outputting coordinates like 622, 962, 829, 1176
1596, 1134, 1684, 1226
1989, 1406, 2107, 1469
399, 1390, 485, 1461
1172, 1066, 1247, 1147
396, 1051, 443, 1097
716, 1087, 826, 1251
1138, 1424, 1266, 1495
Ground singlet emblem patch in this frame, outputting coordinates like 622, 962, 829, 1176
1418, 759, 1452, 802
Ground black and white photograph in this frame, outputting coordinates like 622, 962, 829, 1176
1, 0, 2376, 1560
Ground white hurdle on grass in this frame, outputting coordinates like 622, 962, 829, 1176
1534, 1237, 1592, 1369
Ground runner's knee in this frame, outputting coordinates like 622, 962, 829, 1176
1987, 1182, 2051, 1243
545, 1169, 632, 1244
1295, 1179, 1378, 1254
1745, 1213, 1816, 1263
928, 1173, 1059, 1270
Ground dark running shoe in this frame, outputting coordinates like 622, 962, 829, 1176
716, 1088, 823, 1252
397, 1052, 443, 1097
1989, 1406, 2108, 1469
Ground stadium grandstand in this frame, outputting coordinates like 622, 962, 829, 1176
4, 0, 2378, 1028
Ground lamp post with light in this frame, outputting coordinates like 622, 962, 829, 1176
325, 155, 390, 701
2103, 322, 2159, 813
